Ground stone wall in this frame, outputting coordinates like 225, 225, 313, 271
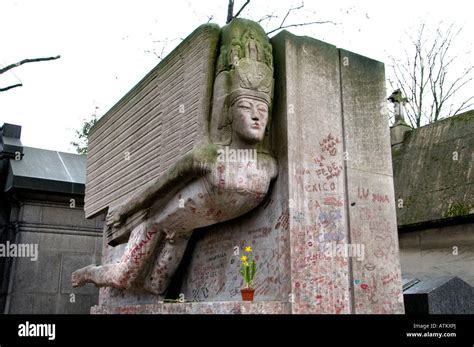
391, 109, 474, 289
392, 110, 474, 226
4, 197, 103, 313
399, 223, 474, 286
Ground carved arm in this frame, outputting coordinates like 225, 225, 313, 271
108, 144, 218, 227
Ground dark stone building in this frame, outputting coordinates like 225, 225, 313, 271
0, 123, 103, 313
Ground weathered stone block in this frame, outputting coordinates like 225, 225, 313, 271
92, 301, 289, 314
6, 294, 34, 314
11, 251, 60, 294
404, 276, 474, 314
39, 232, 97, 253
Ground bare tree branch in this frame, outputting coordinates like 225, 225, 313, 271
451, 96, 474, 117
258, 12, 278, 24
0, 55, 60, 75
0, 83, 23, 92
234, 0, 250, 19
267, 20, 336, 35
226, 0, 234, 24
389, 21, 474, 127
265, 0, 336, 35
279, 1, 304, 29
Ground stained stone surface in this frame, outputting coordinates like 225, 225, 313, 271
92, 301, 289, 314
89, 26, 404, 314
340, 49, 404, 313
392, 110, 474, 227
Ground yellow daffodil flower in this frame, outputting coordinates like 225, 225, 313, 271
241, 255, 247, 262
245, 246, 252, 253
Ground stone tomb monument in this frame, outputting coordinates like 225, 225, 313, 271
73, 19, 404, 314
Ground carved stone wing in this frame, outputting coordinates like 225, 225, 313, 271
84, 24, 221, 245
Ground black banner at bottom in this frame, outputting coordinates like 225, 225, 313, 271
0, 314, 472, 346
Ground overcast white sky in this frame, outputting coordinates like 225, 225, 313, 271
1, 0, 472, 153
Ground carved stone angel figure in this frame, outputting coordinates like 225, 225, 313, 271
72, 19, 277, 295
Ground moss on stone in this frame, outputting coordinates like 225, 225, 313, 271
392, 147, 402, 158
403, 195, 416, 209
449, 110, 474, 125
194, 143, 219, 164
445, 202, 471, 218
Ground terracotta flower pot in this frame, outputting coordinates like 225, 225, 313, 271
241, 288, 255, 301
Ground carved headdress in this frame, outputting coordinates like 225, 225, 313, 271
210, 18, 274, 150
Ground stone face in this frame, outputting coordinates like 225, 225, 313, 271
403, 276, 474, 314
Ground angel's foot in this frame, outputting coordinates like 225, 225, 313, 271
71, 264, 97, 287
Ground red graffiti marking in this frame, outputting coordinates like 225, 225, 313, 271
382, 272, 399, 286
374, 235, 393, 259
314, 276, 326, 284
372, 194, 390, 203
359, 207, 375, 220
313, 154, 326, 166
369, 220, 392, 235
313, 153, 342, 181
217, 164, 226, 188
323, 196, 343, 207
358, 187, 370, 199
352, 227, 362, 238
275, 209, 289, 230
123, 226, 159, 264
315, 161, 342, 180
307, 199, 321, 210
360, 283, 369, 290
295, 168, 312, 175
305, 182, 336, 192
319, 133, 341, 156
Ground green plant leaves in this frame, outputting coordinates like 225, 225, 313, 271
239, 248, 257, 288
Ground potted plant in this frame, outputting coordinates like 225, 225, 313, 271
240, 246, 256, 301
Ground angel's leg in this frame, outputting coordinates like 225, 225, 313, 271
143, 232, 191, 294
72, 221, 164, 289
